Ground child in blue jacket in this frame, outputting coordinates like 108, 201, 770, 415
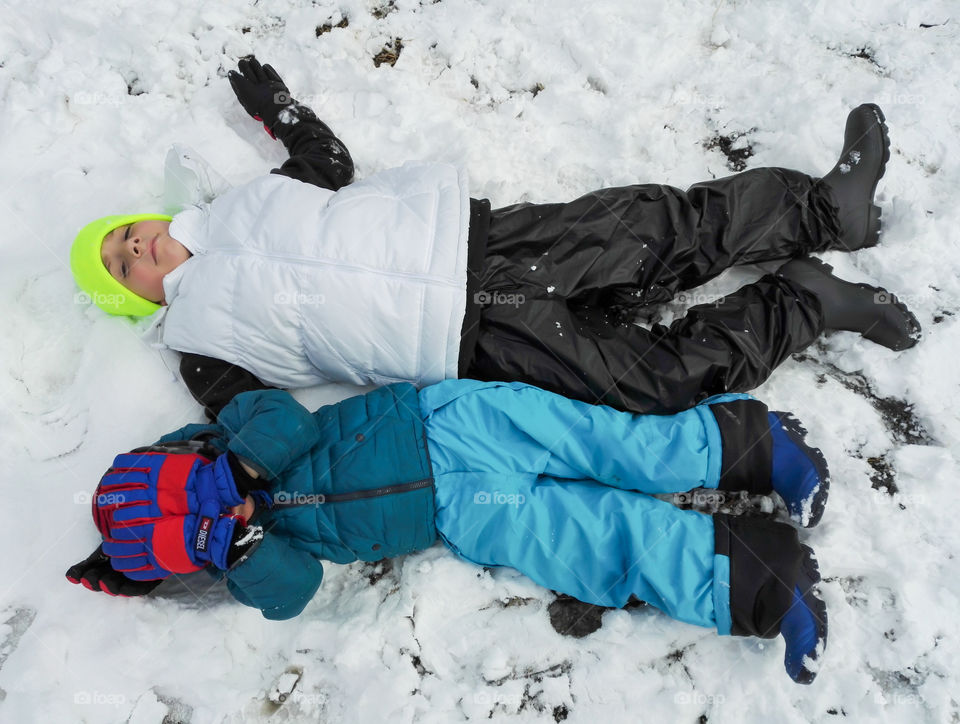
68, 380, 830, 684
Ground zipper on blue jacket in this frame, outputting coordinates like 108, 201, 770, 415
269, 478, 434, 508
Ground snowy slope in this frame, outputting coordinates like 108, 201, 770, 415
1, 0, 959, 721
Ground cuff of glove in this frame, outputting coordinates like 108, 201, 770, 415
261, 100, 317, 135
190, 500, 243, 570
225, 451, 262, 498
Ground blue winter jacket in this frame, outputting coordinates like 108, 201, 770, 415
157, 384, 437, 620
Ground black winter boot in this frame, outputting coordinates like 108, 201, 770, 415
776, 257, 921, 350
817, 103, 890, 251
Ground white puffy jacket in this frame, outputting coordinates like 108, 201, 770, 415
159, 161, 471, 388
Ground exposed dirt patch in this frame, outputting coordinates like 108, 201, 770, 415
703, 128, 756, 172
374, 38, 404, 67
316, 17, 349, 36
795, 353, 933, 445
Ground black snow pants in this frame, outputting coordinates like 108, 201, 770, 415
461, 167, 841, 414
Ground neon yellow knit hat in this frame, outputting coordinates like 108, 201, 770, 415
70, 214, 173, 316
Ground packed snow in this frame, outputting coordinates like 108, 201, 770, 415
0, 0, 958, 722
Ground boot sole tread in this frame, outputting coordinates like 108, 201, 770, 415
792, 544, 829, 685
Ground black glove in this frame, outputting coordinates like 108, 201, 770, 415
227, 56, 294, 138
65, 545, 162, 597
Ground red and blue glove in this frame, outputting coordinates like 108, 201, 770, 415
92, 452, 246, 580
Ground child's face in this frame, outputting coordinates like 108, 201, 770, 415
100, 220, 191, 303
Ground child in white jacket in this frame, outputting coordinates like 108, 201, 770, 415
71, 57, 920, 418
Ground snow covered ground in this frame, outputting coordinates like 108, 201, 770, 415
1, 0, 958, 721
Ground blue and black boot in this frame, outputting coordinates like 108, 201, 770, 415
768, 411, 830, 528
714, 515, 828, 684
780, 544, 828, 684
710, 398, 829, 527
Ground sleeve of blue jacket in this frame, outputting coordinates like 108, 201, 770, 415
156, 422, 228, 449
156, 390, 321, 480
225, 535, 325, 620
213, 390, 321, 480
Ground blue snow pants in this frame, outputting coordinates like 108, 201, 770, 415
419, 379, 753, 636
